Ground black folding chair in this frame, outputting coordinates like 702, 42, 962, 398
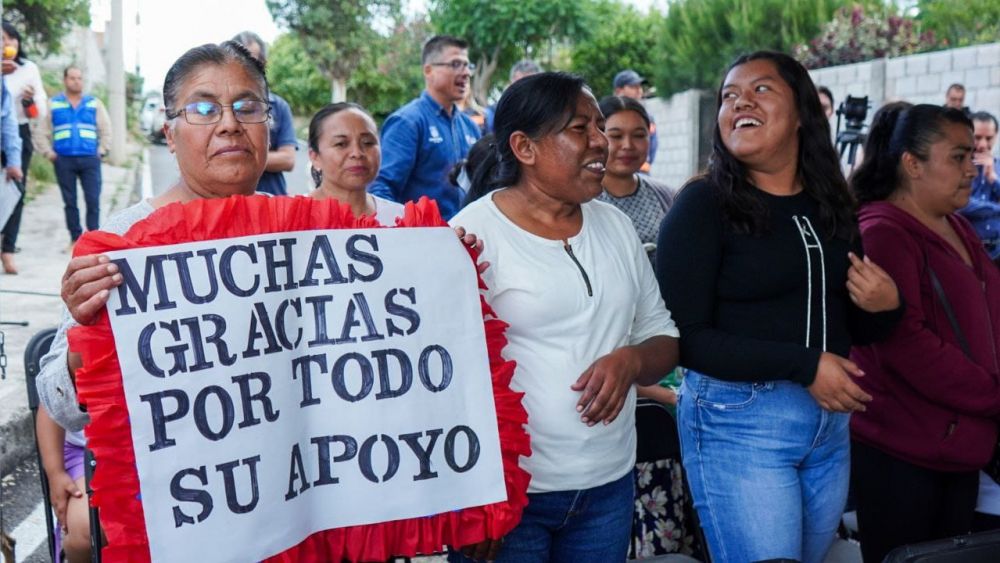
23, 327, 59, 562
634, 397, 710, 561
84, 449, 101, 563
883, 530, 1000, 562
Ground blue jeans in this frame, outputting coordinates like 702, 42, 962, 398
449, 471, 635, 563
678, 370, 850, 563
54, 155, 102, 241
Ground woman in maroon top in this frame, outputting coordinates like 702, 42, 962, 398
850, 102, 1000, 562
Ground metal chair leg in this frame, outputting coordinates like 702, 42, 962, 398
84, 449, 101, 563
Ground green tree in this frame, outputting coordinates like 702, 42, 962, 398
3, 0, 91, 55
570, 1, 663, 96
266, 17, 427, 122
266, 0, 400, 102
267, 33, 329, 116
348, 16, 430, 121
655, 0, 865, 96
916, 0, 1000, 49
429, 0, 594, 105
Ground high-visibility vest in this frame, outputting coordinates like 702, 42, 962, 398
51, 94, 99, 156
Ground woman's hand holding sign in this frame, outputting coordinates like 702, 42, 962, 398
61, 254, 123, 325
454, 226, 489, 274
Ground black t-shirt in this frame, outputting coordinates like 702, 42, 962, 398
656, 178, 899, 385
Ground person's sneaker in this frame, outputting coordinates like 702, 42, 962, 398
1, 252, 18, 274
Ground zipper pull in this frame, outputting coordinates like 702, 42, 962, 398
563, 241, 593, 297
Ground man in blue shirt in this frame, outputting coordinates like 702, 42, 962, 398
369, 35, 481, 219
961, 111, 1000, 266
233, 31, 297, 195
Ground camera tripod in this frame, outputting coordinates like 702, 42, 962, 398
837, 128, 866, 168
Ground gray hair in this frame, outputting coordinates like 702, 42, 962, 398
162, 41, 268, 117
232, 31, 268, 66
509, 59, 542, 82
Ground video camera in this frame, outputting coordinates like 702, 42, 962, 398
835, 95, 871, 167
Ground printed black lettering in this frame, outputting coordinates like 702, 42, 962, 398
170, 466, 212, 527
215, 456, 261, 514
141, 389, 190, 451
169, 248, 220, 304
418, 345, 453, 392
331, 352, 374, 402
112, 255, 176, 315
358, 434, 399, 483
346, 233, 383, 282
385, 288, 420, 337
259, 238, 299, 293
231, 372, 279, 429
219, 244, 259, 297
300, 235, 348, 287
285, 443, 310, 501
193, 385, 235, 441
399, 429, 443, 481
444, 425, 480, 473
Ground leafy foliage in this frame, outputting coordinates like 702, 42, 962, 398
267, 16, 427, 123
429, 0, 594, 104
796, 5, 937, 69
915, 0, 1000, 49
655, 0, 861, 96
267, 33, 329, 116
348, 16, 430, 121
2, 0, 91, 55
266, 0, 400, 101
570, 1, 662, 96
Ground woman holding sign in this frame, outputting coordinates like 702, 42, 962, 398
35, 40, 273, 562
38, 41, 487, 562
449, 72, 680, 562
38, 39, 273, 437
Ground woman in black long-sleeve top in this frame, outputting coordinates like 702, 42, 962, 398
656, 51, 903, 563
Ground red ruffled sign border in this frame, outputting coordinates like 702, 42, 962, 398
70, 195, 530, 562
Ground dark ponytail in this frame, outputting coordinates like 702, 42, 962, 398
464, 72, 589, 207
851, 103, 973, 203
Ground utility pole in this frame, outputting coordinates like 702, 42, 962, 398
107, 0, 127, 165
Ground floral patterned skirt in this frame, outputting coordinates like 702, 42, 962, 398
630, 458, 704, 560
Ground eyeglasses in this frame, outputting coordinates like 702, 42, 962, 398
429, 60, 475, 72
167, 99, 270, 125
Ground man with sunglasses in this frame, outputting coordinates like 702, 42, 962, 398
34, 65, 111, 248
369, 35, 481, 220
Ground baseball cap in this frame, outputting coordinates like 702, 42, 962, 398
613, 70, 645, 89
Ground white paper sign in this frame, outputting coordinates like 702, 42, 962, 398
104, 227, 505, 563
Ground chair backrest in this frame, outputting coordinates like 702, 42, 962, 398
635, 397, 681, 463
22, 327, 58, 562
24, 327, 57, 411
884, 530, 1000, 562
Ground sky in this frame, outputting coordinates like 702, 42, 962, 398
91, 0, 662, 96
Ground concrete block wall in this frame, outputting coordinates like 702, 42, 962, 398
640, 43, 999, 190
644, 90, 704, 190
810, 43, 999, 119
